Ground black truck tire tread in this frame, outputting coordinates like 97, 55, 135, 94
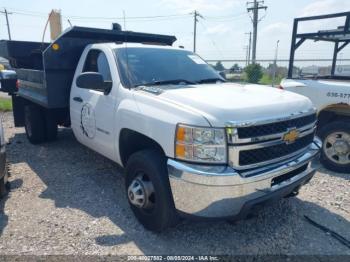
44, 110, 58, 142
24, 105, 46, 144
125, 150, 179, 232
0, 176, 7, 198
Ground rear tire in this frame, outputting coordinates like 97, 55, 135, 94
44, 110, 58, 142
24, 105, 46, 144
0, 176, 7, 198
125, 150, 178, 232
0, 162, 10, 198
318, 121, 350, 173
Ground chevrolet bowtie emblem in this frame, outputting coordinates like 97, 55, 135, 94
283, 128, 299, 144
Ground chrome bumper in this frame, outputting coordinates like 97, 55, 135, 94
167, 138, 321, 218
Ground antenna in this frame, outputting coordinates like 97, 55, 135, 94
67, 19, 73, 27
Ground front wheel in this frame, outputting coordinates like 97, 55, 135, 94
319, 121, 350, 173
125, 150, 178, 232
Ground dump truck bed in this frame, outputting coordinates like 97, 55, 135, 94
0, 26, 176, 108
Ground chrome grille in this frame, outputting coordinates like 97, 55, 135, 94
239, 132, 314, 166
237, 113, 316, 139
227, 109, 317, 170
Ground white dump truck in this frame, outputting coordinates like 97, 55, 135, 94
0, 25, 320, 231
281, 11, 350, 173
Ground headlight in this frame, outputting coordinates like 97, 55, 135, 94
175, 124, 227, 163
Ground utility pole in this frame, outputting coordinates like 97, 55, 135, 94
247, 0, 267, 64
192, 10, 203, 53
244, 45, 249, 66
245, 32, 252, 64
49, 9, 62, 41
0, 8, 12, 40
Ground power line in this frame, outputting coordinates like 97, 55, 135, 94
205, 12, 247, 20
247, 0, 267, 63
7, 7, 250, 23
0, 8, 12, 40
7, 8, 191, 21
198, 20, 223, 58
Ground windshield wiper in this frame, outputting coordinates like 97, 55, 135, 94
135, 79, 196, 87
196, 78, 226, 84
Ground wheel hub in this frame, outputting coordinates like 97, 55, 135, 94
324, 131, 350, 165
333, 140, 349, 154
127, 174, 155, 209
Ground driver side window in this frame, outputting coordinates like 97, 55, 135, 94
83, 49, 112, 81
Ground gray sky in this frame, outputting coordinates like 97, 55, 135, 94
0, 0, 349, 65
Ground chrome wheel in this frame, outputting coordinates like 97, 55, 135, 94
323, 131, 350, 165
127, 173, 155, 210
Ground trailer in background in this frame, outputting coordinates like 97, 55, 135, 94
281, 11, 350, 173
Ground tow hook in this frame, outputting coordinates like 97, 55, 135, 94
285, 187, 300, 198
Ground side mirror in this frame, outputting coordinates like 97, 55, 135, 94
76, 72, 112, 94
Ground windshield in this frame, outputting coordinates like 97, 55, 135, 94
114, 47, 224, 88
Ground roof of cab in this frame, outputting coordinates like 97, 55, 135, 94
92, 42, 185, 51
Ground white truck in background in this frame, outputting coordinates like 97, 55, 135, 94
281, 12, 350, 173
0, 25, 320, 231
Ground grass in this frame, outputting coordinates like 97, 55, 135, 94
259, 74, 283, 86
0, 97, 12, 111
226, 73, 284, 86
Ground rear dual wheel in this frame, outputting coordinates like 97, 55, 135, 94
24, 105, 58, 144
0, 175, 8, 198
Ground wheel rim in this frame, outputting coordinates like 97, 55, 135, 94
323, 131, 350, 165
128, 173, 155, 210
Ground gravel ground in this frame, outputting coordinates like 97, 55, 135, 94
0, 111, 349, 256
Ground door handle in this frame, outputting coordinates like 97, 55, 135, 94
73, 96, 83, 103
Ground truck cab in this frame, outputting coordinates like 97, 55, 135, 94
281, 12, 350, 173
0, 25, 321, 231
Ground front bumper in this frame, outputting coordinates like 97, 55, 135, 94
167, 138, 321, 219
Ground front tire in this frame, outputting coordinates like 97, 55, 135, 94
125, 150, 178, 232
319, 121, 350, 173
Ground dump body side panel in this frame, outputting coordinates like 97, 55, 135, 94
0, 26, 176, 109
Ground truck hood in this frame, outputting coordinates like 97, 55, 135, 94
157, 83, 314, 127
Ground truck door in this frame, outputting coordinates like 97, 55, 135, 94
70, 48, 117, 160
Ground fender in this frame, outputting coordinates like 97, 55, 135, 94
318, 103, 350, 116
113, 89, 209, 166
